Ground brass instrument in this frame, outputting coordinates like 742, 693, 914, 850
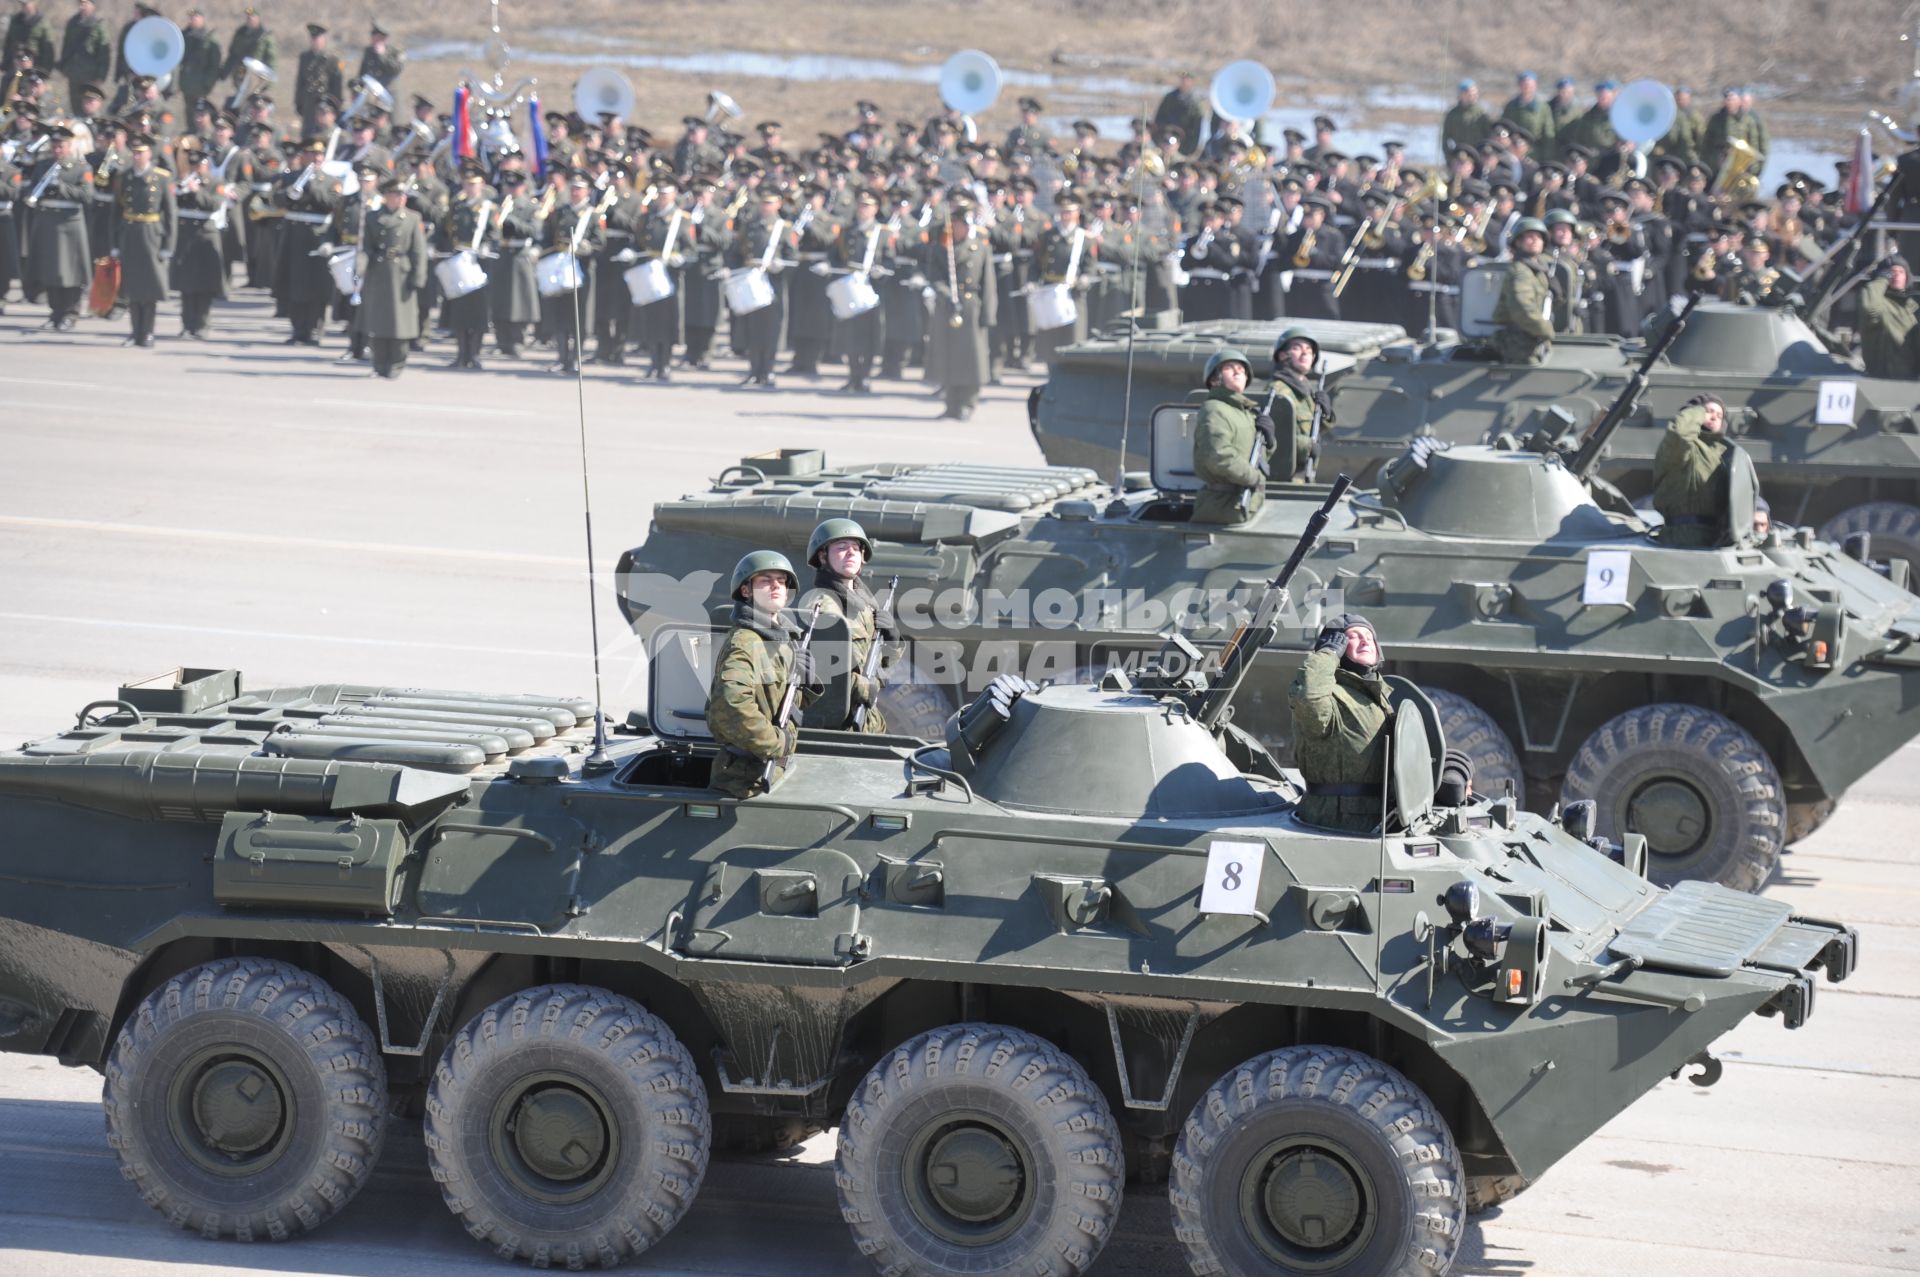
943, 217, 964, 327
723, 186, 751, 220
1607, 220, 1634, 245
533, 183, 559, 221
1406, 239, 1434, 281
25, 159, 60, 209
1711, 138, 1762, 203
1692, 250, 1718, 282
1291, 227, 1315, 269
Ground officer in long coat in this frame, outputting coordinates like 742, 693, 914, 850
1191, 347, 1274, 524
22, 124, 92, 329
271, 137, 340, 344
488, 170, 540, 358
1290, 613, 1392, 833
357, 175, 426, 378
925, 194, 995, 420
439, 162, 497, 369
799, 519, 892, 734
829, 189, 890, 392
170, 141, 228, 337
108, 134, 175, 347
706, 551, 819, 800
1654, 395, 1736, 547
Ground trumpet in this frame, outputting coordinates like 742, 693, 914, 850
1406, 240, 1434, 281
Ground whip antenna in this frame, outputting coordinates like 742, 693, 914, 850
565, 201, 614, 772
1115, 97, 1152, 490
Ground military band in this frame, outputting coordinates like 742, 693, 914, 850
4, 19, 1917, 385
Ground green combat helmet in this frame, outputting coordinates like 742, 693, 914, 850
1514, 215, 1551, 236
1202, 347, 1252, 385
1274, 327, 1321, 360
807, 518, 873, 566
729, 549, 798, 596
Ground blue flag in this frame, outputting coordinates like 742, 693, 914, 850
529, 94, 549, 178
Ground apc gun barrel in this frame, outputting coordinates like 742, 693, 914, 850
1197, 475, 1353, 730
1569, 290, 1704, 481
1802, 164, 1905, 325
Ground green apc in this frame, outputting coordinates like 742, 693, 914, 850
0, 496, 1860, 1275
617, 382, 1920, 896
1030, 295, 1920, 571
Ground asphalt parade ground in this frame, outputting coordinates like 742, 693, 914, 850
1, 292, 1916, 1277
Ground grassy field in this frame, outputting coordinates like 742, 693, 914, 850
154, 0, 1916, 161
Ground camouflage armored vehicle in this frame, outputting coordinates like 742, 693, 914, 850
617, 433, 1920, 896
1032, 300, 1920, 569
0, 560, 1860, 1276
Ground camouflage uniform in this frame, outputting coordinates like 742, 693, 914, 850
1492, 256, 1555, 364
800, 573, 889, 733
1191, 385, 1269, 524
1858, 277, 1920, 380
1289, 647, 1391, 833
1653, 403, 1731, 548
705, 602, 814, 798
1263, 370, 1317, 479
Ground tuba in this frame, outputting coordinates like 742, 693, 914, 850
124, 15, 184, 90
227, 56, 275, 113
575, 68, 636, 123
1712, 139, 1762, 203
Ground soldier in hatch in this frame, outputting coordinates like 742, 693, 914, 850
1190, 347, 1277, 525
1653, 393, 1740, 548
800, 519, 893, 734
1290, 612, 1392, 832
1493, 216, 1556, 364
705, 551, 820, 798
1268, 329, 1334, 479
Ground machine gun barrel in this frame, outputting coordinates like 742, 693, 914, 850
1196, 475, 1353, 730
763, 600, 824, 785
1801, 165, 1905, 325
1569, 290, 1703, 481
850, 577, 899, 731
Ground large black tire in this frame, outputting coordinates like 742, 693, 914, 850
1464, 1172, 1530, 1214
836, 1023, 1125, 1277
1170, 1045, 1465, 1276
102, 957, 388, 1240
1786, 797, 1838, 845
1428, 687, 1524, 802
1818, 501, 1920, 578
872, 664, 960, 741
1561, 703, 1783, 894
424, 984, 709, 1269
711, 1112, 828, 1156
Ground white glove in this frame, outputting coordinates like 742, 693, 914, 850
611, 247, 638, 263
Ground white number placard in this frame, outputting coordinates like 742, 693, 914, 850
1816, 380, 1858, 427
1582, 549, 1632, 606
1200, 839, 1266, 915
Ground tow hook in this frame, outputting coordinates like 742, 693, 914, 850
1670, 1051, 1723, 1088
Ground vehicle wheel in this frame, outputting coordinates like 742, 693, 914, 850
1561, 703, 1783, 894
711, 1112, 826, 1156
1818, 501, 1920, 576
425, 984, 709, 1268
102, 957, 387, 1240
1170, 1045, 1465, 1277
1428, 688, 1524, 802
836, 1023, 1124, 1277
1785, 797, 1838, 845
1464, 1172, 1530, 1214
872, 663, 960, 741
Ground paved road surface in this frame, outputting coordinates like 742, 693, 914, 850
1, 294, 1915, 1276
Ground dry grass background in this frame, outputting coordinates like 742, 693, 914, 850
150, 0, 1917, 152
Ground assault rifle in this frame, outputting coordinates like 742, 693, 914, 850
849, 576, 899, 731
764, 600, 825, 785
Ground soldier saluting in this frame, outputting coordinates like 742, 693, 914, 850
108, 132, 175, 348
1290, 613, 1391, 832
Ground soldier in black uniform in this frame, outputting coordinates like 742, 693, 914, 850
830, 189, 890, 393
293, 24, 343, 136
783, 184, 836, 376
1283, 194, 1344, 320
439, 162, 497, 370
1178, 200, 1234, 322
727, 187, 794, 388
539, 170, 603, 375
271, 137, 340, 345
1031, 191, 1095, 366
169, 140, 226, 337
108, 134, 175, 347
489, 169, 539, 359
632, 177, 691, 380
1589, 191, 1646, 335
680, 176, 727, 369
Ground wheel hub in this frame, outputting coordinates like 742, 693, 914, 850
191, 1059, 285, 1156
902, 1112, 1035, 1246
1629, 777, 1710, 857
1241, 1136, 1374, 1269
510, 1086, 608, 1181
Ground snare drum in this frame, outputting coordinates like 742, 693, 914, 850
625, 257, 675, 305
435, 249, 488, 300
327, 248, 359, 295
1029, 282, 1078, 331
725, 266, 774, 315
536, 251, 584, 296
827, 270, 880, 319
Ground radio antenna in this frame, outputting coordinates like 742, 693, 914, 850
565, 197, 614, 772
1114, 98, 1152, 491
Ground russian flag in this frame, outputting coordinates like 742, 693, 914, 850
452, 84, 470, 163
529, 93, 550, 179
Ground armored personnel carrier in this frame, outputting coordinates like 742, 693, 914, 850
0, 566, 1859, 1275
1032, 301, 1920, 570
618, 431, 1920, 896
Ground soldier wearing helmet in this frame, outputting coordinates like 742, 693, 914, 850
1289, 611, 1392, 832
1268, 328, 1334, 478
800, 518, 894, 733
1493, 215, 1556, 364
705, 550, 821, 798
1191, 347, 1277, 524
